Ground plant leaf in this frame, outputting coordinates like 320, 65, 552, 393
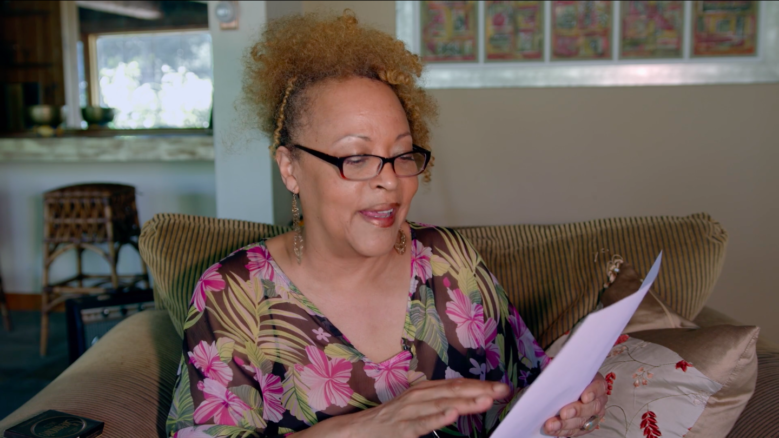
217, 337, 236, 363
166, 356, 195, 436
324, 343, 363, 363
205, 425, 259, 438
409, 285, 449, 363
262, 279, 277, 298
229, 385, 262, 409
245, 342, 273, 375
183, 305, 203, 331
348, 392, 379, 409
282, 365, 318, 425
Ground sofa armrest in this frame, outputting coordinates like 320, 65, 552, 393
0, 310, 181, 438
694, 306, 779, 438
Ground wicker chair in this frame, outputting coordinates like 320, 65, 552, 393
40, 183, 149, 356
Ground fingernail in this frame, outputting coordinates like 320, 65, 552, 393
477, 395, 491, 404
583, 392, 594, 403
548, 420, 561, 431
561, 408, 575, 419
493, 383, 509, 394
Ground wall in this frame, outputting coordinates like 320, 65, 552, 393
0, 162, 216, 293
302, 1, 779, 343
210, 1, 299, 225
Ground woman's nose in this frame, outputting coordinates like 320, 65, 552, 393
372, 160, 399, 190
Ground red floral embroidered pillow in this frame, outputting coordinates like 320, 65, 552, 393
547, 335, 722, 437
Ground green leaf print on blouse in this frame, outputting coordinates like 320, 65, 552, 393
409, 284, 449, 363
206, 272, 314, 369
281, 364, 318, 425
167, 355, 195, 435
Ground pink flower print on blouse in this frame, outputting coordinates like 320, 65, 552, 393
445, 287, 485, 349
299, 346, 354, 411
253, 367, 285, 422
509, 307, 549, 368
484, 318, 500, 371
410, 240, 433, 282
191, 263, 225, 313
312, 328, 332, 343
188, 340, 233, 386
363, 351, 412, 403
246, 246, 275, 280
193, 378, 250, 426
173, 425, 213, 438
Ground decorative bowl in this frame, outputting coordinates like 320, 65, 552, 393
25, 105, 63, 127
81, 106, 115, 126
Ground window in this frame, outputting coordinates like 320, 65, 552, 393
88, 30, 213, 129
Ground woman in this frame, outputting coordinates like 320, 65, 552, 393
168, 12, 607, 438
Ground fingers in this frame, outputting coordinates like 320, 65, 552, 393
544, 396, 605, 436
406, 378, 509, 404
410, 408, 460, 437
399, 394, 494, 421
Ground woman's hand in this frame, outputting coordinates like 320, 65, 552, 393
543, 373, 608, 436
295, 378, 509, 438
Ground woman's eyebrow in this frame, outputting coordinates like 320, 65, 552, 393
333, 132, 412, 144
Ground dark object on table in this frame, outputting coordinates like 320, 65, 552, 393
3, 410, 103, 438
66, 288, 155, 364
41, 183, 149, 357
80, 106, 115, 127
0, 264, 11, 331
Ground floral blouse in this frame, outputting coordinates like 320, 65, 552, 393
167, 223, 549, 438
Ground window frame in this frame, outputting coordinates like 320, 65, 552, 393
85, 27, 212, 129
396, 0, 779, 88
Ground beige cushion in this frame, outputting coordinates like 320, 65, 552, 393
0, 310, 181, 438
141, 213, 728, 348
601, 262, 699, 333
632, 326, 760, 438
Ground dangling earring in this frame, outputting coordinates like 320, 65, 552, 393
394, 229, 407, 255
292, 192, 303, 264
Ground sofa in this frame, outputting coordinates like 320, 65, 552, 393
1, 213, 777, 437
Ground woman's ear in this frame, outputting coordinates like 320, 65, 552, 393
276, 146, 299, 193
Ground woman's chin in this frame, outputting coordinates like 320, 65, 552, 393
347, 226, 401, 257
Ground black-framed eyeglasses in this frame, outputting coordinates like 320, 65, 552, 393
290, 144, 431, 181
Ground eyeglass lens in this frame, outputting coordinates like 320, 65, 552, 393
342, 151, 427, 180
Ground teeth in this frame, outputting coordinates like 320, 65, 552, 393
365, 209, 394, 219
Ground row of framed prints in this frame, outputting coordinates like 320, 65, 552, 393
420, 1, 760, 63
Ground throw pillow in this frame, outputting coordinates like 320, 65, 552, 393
601, 262, 698, 333
593, 336, 722, 438
630, 326, 760, 438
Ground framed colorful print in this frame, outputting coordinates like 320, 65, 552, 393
396, 1, 779, 88
420, 1, 479, 62
485, 1, 544, 62
620, 1, 685, 59
692, 1, 759, 57
551, 1, 612, 60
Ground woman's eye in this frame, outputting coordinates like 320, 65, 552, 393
345, 157, 367, 166
399, 155, 415, 162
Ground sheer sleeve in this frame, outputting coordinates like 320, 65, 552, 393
166, 247, 294, 438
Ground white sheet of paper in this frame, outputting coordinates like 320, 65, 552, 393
490, 252, 663, 438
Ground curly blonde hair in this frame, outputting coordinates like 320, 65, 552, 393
243, 11, 438, 180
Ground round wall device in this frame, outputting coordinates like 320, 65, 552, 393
215, 1, 236, 24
